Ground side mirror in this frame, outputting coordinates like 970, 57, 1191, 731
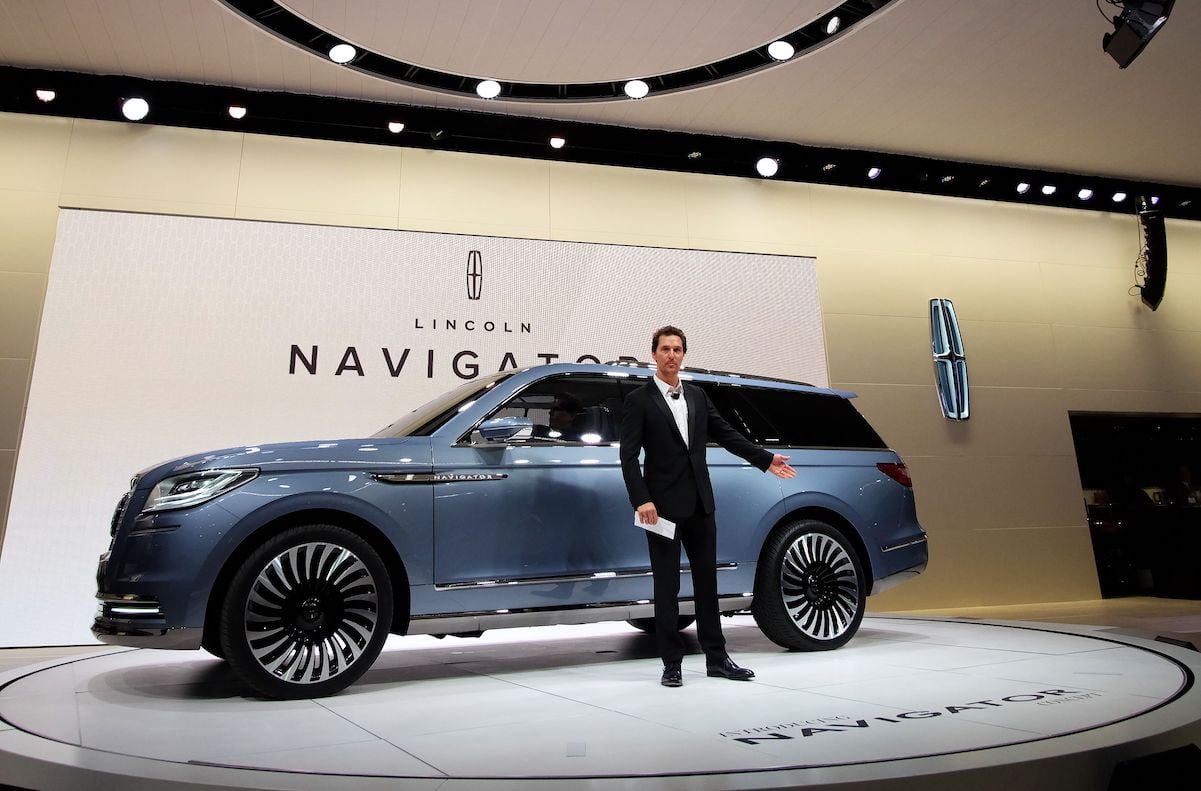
478, 416, 533, 443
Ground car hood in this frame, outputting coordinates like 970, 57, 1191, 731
135, 436, 432, 483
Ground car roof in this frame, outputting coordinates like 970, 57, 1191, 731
509, 362, 856, 399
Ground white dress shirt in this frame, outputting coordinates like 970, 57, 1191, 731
654, 375, 689, 448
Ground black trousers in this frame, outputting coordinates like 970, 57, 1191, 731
645, 502, 726, 666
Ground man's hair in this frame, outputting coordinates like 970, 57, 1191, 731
652, 325, 687, 354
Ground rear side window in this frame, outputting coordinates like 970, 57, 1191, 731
700, 384, 887, 450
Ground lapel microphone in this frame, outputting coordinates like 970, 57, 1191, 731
669, 386, 682, 400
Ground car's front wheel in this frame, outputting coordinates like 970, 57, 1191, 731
219, 524, 393, 699
752, 519, 865, 651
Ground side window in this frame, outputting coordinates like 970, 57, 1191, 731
486, 375, 624, 444
698, 383, 775, 444
739, 388, 887, 449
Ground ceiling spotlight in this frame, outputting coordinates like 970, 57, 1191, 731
624, 79, 650, 100
476, 80, 502, 99
228, 105, 247, 120
1041, 185, 1057, 196
121, 97, 149, 121
1113, 191, 1128, 202
1078, 188, 1094, 200
940, 175, 955, 184
687, 151, 703, 160
35, 89, 56, 102
328, 43, 357, 64
549, 136, 566, 149
867, 167, 882, 180
821, 163, 837, 172
756, 157, 779, 178
1017, 182, 1031, 194
767, 40, 795, 61
387, 121, 405, 134
825, 16, 843, 35
1151, 196, 1160, 205
430, 129, 446, 141
978, 178, 991, 188
1103, 0, 1175, 69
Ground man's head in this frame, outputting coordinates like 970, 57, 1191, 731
651, 325, 687, 383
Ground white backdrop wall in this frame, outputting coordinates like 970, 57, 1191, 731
0, 208, 825, 646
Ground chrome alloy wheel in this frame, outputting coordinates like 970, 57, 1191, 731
780, 532, 860, 641
244, 541, 379, 684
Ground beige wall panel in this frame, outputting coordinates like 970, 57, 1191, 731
1166, 219, 1201, 264
907, 454, 1086, 531
1051, 324, 1175, 392
398, 149, 550, 238
960, 320, 1060, 388
824, 313, 930, 386
817, 249, 936, 318
0, 113, 72, 193
0, 358, 32, 450
1139, 270, 1201, 333
237, 133, 400, 226
1039, 262, 1159, 331
680, 176, 813, 248
1022, 207, 1137, 268
869, 525, 1100, 611
0, 273, 45, 359
0, 191, 60, 275
846, 384, 946, 458
810, 186, 1040, 262
1161, 329, 1201, 393
60, 121, 241, 211
549, 162, 690, 241
1061, 388, 1201, 416
932, 256, 1048, 324
854, 385, 1075, 459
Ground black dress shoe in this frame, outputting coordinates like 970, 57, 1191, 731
706, 657, 755, 680
661, 664, 683, 687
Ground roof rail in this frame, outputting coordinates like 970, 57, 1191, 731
602, 360, 813, 388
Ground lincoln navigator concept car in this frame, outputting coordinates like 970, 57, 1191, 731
94, 362, 928, 698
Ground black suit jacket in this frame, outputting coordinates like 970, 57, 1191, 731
620, 379, 773, 522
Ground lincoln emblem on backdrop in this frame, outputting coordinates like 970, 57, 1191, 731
467, 250, 482, 300
929, 298, 969, 421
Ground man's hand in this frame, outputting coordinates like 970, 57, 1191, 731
769, 454, 797, 479
636, 502, 658, 525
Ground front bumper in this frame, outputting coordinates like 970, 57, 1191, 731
92, 593, 203, 649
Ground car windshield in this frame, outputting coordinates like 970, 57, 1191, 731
372, 372, 514, 438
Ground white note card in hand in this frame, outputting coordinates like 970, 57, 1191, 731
634, 513, 676, 539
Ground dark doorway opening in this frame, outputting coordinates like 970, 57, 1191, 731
1069, 413, 1201, 599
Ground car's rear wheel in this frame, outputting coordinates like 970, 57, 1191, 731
219, 524, 392, 699
626, 616, 695, 634
752, 519, 865, 651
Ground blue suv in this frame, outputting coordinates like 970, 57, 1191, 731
94, 362, 927, 698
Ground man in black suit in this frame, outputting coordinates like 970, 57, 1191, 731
620, 325, 796, 687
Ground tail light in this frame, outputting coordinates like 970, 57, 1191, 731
877, 462, 913, 488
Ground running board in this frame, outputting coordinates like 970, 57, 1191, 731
406, 596, 754, 635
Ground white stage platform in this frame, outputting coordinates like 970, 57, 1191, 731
2, 615, 1199, 790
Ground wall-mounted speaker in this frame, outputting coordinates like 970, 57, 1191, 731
1138, 199, 1168, 310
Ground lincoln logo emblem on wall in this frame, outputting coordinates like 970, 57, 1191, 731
929, 298, 969, 420
466, 250, 482, 300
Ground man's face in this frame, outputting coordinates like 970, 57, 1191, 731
653, 335, 685, 380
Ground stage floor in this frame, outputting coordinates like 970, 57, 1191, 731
2, 615, 1199, 790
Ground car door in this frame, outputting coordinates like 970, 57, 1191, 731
431, 373, 652, 612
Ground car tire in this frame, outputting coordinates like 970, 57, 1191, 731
219, 524, 393, 699
626, 616, 696, 634
752, 519, 865, 651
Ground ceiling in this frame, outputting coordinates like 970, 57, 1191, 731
1, 0, 1198, 186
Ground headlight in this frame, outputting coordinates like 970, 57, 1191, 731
142, 469, 258, 513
